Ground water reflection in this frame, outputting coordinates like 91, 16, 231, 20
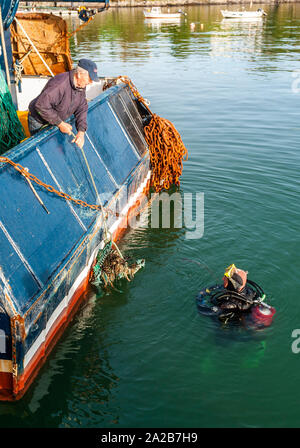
144, 18, 181, 32
220, 17, 264, 23
210, 17, 264, 58
66, 4, 300, 68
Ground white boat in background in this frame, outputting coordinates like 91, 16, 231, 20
143, 7, 184, 19
221, 8, 267, 19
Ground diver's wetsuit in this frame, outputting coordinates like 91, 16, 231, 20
215, 285, 256, 312
197, 265, 274, 326
214, 271, 257, 320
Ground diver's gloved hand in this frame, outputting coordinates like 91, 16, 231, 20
220, 302, 238, 311
220, 299, 252, 312
237, 301, 252, 311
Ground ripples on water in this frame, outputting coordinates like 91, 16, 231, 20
2, 4, 300, 428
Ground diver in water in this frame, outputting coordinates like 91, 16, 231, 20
197, 264, 276, 327
219, 264, 254, 313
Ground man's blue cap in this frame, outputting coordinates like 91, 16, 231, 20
78, 58, 99, 82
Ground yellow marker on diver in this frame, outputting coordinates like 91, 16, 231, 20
224, 263, 236, 278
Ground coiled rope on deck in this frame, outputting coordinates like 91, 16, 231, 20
105, 76, 188, 193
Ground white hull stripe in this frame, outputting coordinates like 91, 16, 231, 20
23, 170, 151, 369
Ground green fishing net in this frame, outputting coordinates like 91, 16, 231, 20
91, 241, 145, 289
0, 69, 25, 154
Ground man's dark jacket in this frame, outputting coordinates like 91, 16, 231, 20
29, 70, 88, 132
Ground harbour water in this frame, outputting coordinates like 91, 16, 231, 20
2, 3, 300, 427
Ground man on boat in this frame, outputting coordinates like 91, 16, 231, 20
27, 59, 99, 148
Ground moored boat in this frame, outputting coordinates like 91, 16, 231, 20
0, 78, 152, 400
143, 7, 183, 19
0, 5, 187, 400
221, 8, 267, 19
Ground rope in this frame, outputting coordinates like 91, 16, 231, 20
145, 114, 188, 192
14, 17, 55, 77
70, 131, 124, 259
0, 156, 105, 212
66, 16, 94, 39
14, 49, 33, 86
0, 150, 123, 260
112, 76, 188, 193
0, 151, 125, 279
70, 131, 100, 201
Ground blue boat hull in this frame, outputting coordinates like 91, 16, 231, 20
0, 83, 151, 400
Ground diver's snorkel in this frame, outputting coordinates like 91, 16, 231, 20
253, 296, 272, 310
251, 291, 273, 310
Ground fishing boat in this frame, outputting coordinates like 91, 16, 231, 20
0, 3, 181, 401
221, 8, 267, 19
143, 7, 183, 19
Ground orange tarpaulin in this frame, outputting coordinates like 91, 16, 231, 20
11, 13, 73, 76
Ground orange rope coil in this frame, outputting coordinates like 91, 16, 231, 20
116, 76, 188, 193
66, 16, 94, 39
144, 114, 188, 192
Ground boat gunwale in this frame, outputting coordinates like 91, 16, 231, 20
0, 84, 124, 168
